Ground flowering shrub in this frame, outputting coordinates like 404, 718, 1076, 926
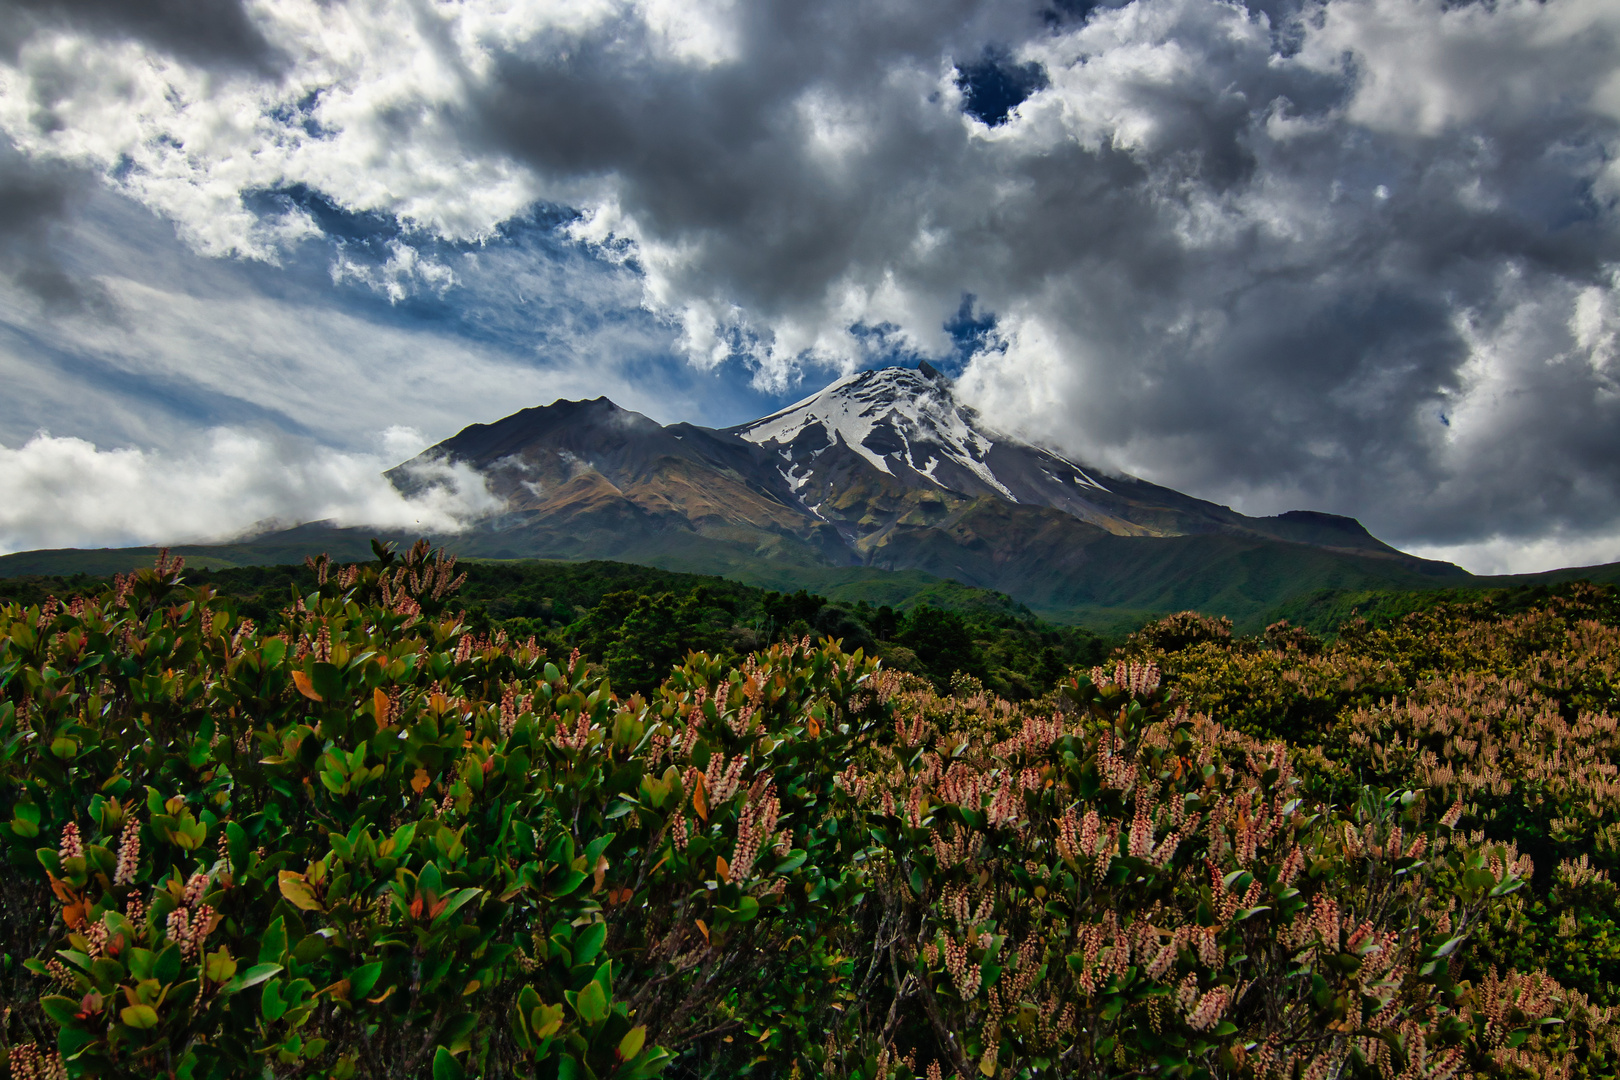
1, 546, 867, 1079
1, 552, 1615, 1078
814, 663, 1596, 1079
1134, 585, 1620, 1030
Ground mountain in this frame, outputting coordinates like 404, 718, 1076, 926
725, 363, 1415, 560
1, 364, 1497, 629
371, 363, 1467, 626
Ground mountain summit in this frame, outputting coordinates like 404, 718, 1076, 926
390, 364, 1462, 620
724, 364, 1406, 558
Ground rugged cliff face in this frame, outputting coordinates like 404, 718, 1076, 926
382, 364, 1463, 616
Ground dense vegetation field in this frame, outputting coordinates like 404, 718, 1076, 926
2, 544, 1619, 1078
0, 557, 1107, 702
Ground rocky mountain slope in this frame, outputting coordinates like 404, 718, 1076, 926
377, 363, 1464, 622
0, 365, 1481, 629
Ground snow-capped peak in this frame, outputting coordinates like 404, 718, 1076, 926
733, 364, 1017, 499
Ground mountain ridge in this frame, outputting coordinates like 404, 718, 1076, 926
407, 363, 1443, 568
366, 363, 1471, 626
0, 365, 1492, 630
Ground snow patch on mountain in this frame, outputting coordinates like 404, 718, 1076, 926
736, 366, 1019, 499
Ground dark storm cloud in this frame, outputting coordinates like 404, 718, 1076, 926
0, 144, 111, 313
0, 0, 278, 69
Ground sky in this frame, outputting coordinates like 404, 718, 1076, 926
0, 0, 1617, 574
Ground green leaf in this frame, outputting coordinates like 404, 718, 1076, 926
531, 1003, 564, 1038
120, 1004, 159, 1030
772, 849, 808, 874
571, 980, 609, 1024
310, 662, 347, 704
389, 822, 418, 855
40, 995, 81, 1026
226, 821, 249, 871
573, 922, 607, 966
154, 942, 182, 985
1432, 936, 1466, 959
259, 917, 288, 965
349, 962, 384, 1001
57, 1025, 95, 1062
225, 963, 284, 995
429, 887, 483, 928
432, 1047, 466, 1080
204, 948, 237, 985
550, 870, 587, 897
262, 979, 288, 1022
91, 957, 126, 990
618, 1026, 647, 1061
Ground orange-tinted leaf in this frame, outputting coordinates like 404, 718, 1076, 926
692, 773, 709, 822
277, 871, 323, 911
806, 715, 821, 737
47, 871, 76, 904
292, 670, 323, 702
374, 687, 391, 728
715, 855, 730, 883
411, 768, 431, 794
695, 919, 709, 943
592, 854, 609, 894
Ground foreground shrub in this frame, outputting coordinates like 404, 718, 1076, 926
1, 551, 1614, 1078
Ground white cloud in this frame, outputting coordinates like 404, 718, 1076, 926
1297, 0, 1620, 136
1408, 528, 1620, 577
0, 427, 500, 555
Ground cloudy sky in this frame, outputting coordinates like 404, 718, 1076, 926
0, 0, 1616, 572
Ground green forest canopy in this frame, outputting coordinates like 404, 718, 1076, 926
0, 555, 1107, 702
